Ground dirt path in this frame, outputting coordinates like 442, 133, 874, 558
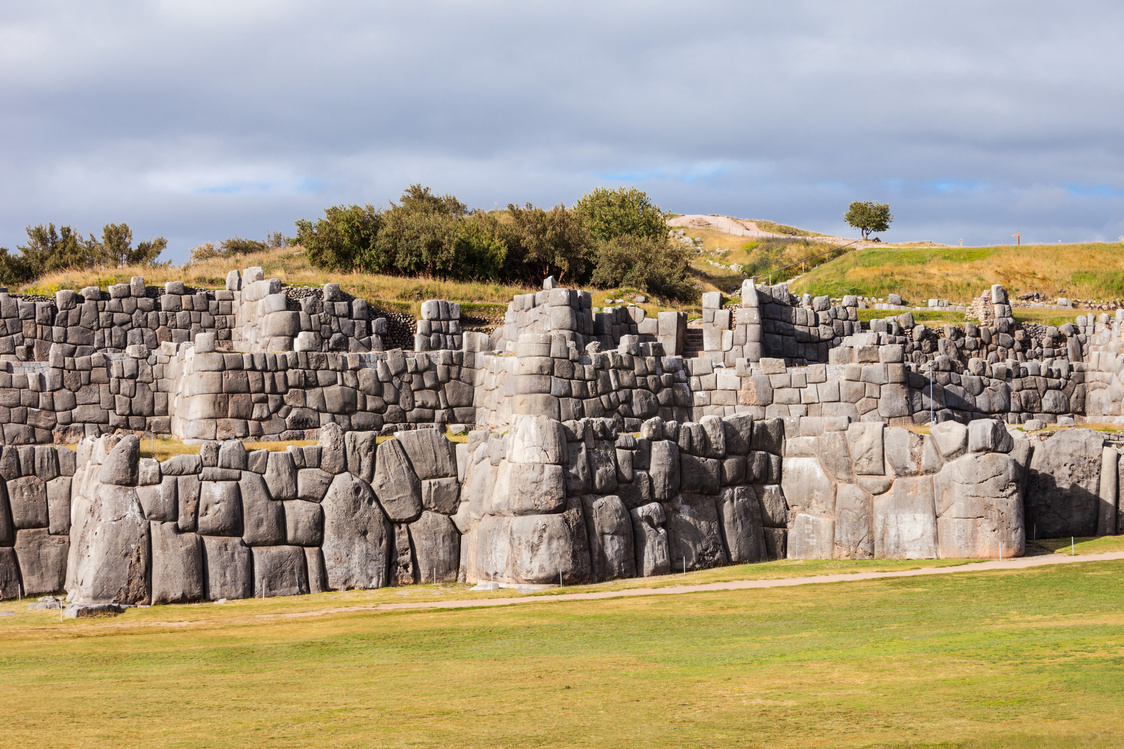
271, 551, 1124, 619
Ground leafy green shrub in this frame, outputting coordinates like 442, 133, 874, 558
0, 222, 166, 286
293, 204, 384, 272
592, 234, 697, 303
574, 186, 666, 243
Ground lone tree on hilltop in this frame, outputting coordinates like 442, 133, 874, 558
844, 201, 893, 240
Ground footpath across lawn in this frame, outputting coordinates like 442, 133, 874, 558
0, 557, 1122, 747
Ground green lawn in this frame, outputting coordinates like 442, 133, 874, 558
1, 557, 1122, 747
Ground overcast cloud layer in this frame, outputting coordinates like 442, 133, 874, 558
2, 1, 1122, 261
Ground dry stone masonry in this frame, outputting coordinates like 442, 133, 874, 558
0, 267, 1122, 609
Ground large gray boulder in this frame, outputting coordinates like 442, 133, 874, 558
492, 462, 566, 516
283, 500, 324, 546
396, 429, 457, 479
1026, 429, 1105, 538
1098, 448, 1119, 537
202, 536, 253, 600
780, 457, 835, 516
14, 529, 68, 594
253, 546, 309, 597
507, 497, 591, 584
150, 522, 204, 604
936, 452, 1024, 558
264, 451, 298, 500
582, 495, 635, 581
318, 422, 348, 474
239, 473, 286, 546
717, 486, 766, 564
0, 481, 12, 545
371, 438, 423, 523
508, 415, 566, 464
321, 472, 392, 589
98, 435, 140, 486
663, 494, 728, 571
421, 477, 460, 515
344, 431, 378, 484
8, 476, 47, 529
0, 547, 20, 598
756, 484, 790, 528
787, 512, 834, 559
197, 481, 243, 536
408, 511, 460, 583
833, 483, 874, 559
67, 484, 150, 604
649, 441, 680, 500
874, 476, 937, 559
847, 423, 885, 475
630, 502, 670, 577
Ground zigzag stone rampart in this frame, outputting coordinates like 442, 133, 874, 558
0, 267, 1121, 609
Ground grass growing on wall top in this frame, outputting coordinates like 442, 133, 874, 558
790, 241, 1124, 304
0, 559, 1122, 746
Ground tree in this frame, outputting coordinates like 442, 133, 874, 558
506, 203, 592, 284
92, 223, 167, 266
293, 204, 385, 272
573, 186, 667, 243
590, 233, 697, 303
844, 201, 894, 240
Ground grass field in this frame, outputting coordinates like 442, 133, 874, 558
789, 242, 1124, 304
1, 550, 1122, 747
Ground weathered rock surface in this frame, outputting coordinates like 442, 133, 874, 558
67, 484, 151, 604
936, 452, 1023, 558
321, 472, 392, 589
663, 494, 728, 570
202, 536, 253, 600
874, 476, 937, 559
371, 438, 423, 523
717, 486, 766, 564
150, 522, 204, 604
630, 502, 670, 577
14, 529, 68, 594
1026, 429, 1105, 537
582, 494, 635, 581
409, 511, 460, 583
508, 497, 591, 584
253, 545, 309, 597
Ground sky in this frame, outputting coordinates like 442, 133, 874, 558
2, 1, 1123, 262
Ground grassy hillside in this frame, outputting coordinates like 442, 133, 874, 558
790, 242, 1124, 305
19, 246, 696, 321
0, 556, 1121, 746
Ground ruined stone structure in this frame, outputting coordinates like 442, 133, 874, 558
0, 267, 1122, 610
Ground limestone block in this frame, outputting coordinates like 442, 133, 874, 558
371, 438, 423, 523
344, 431, 378, 484
197, 481, 242, 536
787, 513, 834, 559
253, 546, 309, 597
756, 484, 790, 527
930, 421, 968, 461
297, 468, 334, 502
722, 414, 753, 455
1026, 428, 1104, 538
13, 529, 68, 594
780, 457, 835, 516
884, 428, 926, 478
421, 476, 460, 514
321, 472, 392, 589
318, 422, 348, 474
679, 454, 720, 495
630, 502, 670, 577
396, 428, 457, 479
508, 497, 591, 584
663, 494, 728, 570
8, 476, 48, 529
265, 451, 298, 500
582, 494, 635, 582
935, 452, 1024, 559
493, 462, 566, 516
846, 422, 885, 475
150, 522, 204, 604
283, 500, 323, 546
565, 442, 591, 495
874, 476, 938, 559
718, 486, 766, 563
1097, 447, 1119, 537
98, 435, 140, 486
240, 473, 285, 546
967, 419, 1014, 454
409, 511, 460, 583
0, 547, 20, 599
68, 484, 150, 604
833, 483, 874, 559
818, 431, 854, 482
588, 441, 619, 494
202, 536, 253, 600
177, 475, 200, 532
507, 415, 566, 464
